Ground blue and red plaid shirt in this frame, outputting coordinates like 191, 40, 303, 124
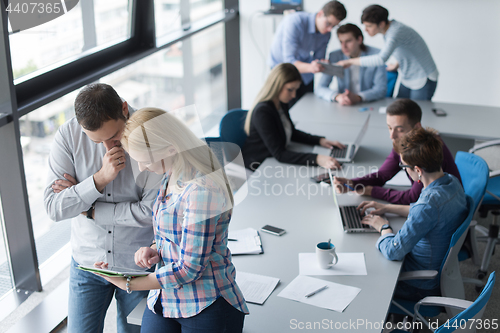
147, 173, 249, 318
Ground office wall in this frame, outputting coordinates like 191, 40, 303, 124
240, 0, 500, 109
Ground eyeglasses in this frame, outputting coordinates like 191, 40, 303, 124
399, 163, 413, 170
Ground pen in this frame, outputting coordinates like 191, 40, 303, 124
305, 285, 328, 298
344, 183, 355, 191
228, 238, 238, 241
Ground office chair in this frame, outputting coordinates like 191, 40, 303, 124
468, 140, 500, 279
386, 70, 398, 97
454, 152, 489, 266
219, 109, 248, 150
392, 271, 495, 333
390, 196, 475, 318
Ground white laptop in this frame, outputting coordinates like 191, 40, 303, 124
327, 169, 377, 233
314, 114, 371, 163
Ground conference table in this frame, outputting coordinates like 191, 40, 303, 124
228, 120, 407, 332
290, 93, 500, 141
129, 94, 499, 331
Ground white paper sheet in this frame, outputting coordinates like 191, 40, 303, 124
386, 170, 412, 187
379, 106, 387, 114
235, 272, 280, 305
278, 275, 361, 312
298, 253, 367, 276
228, 228, 263, 255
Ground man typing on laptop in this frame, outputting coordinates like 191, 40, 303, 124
333, 99, 462, 205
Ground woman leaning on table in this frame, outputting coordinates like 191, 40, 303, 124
94, 108, 248, 332
242, 62, 345, 171
336, 5, 438, 100
359, 127, 467, 301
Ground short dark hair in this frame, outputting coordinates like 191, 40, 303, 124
394, 127, 443, 173
337, 23, 366, 52
75, 83, 125, 131
386, 99, 422, 127
361, 5, 389, 25
322, 1, 347, 21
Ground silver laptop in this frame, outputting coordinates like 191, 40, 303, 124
327, 169, 377, 233
314, 114, 371, 163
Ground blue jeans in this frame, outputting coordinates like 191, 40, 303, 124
141, 296, 245, 333
68, 257, 148, 333
397, 78, 437, 100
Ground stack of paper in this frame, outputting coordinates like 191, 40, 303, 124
278, 275, 361, 312
228, 228, 263, 255
236, 271, 280, 305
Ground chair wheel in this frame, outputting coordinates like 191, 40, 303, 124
477, 270, 487, 280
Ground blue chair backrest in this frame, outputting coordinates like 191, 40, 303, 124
386, 71, 398, 97
435, 271, 496, 333
455, 151, 489, 214
219, 109, 248, 149
439, 195, 474, 309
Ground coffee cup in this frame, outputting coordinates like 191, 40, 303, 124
316, 242, 338, 269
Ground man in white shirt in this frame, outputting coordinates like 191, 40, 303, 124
44, 83, 158, 333
315, 23, 387, 105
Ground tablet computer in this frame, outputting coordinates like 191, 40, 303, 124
318, 61, 344, 78
78, 265, 150, 277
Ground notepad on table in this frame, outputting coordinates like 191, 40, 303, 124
228, 228, 263, 255
278, 275, 361, 312
236, 272, 280, 305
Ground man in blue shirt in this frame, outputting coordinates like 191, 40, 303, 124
315, 23, 387, 105
268, 1, 346, 105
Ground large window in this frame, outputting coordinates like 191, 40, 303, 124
0, 0, 239, 317
101, 23, 227, 136
9, 0, 132, 81
19, 92, 77, 267
0, 196, 14, 300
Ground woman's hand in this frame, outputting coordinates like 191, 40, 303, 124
93, 261, 127, 290
361, 214, 389, 232
357, 201, 388, 215
135, 247, 160, 269
316, 155, 342, 170
319, 138, 345, 150
386, 62, 399, 72
336, 59, 353, 68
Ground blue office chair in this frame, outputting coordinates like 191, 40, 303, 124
219, 109, 248, 150
455, 152, 490, 265
392, 271, 495, 333
390, 196, 475, 319
467, 140, 500, 279
386, 70, 398, 97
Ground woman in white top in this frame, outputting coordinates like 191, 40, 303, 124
336, 5, 438, 101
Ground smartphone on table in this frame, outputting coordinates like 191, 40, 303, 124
261, 225, 286, 236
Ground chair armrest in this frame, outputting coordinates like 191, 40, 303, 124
462, 277, 485, 287
398, 270, 438, 281
469, 139, 500, 153
490, 170, 500, 178
416, 296, 472, 310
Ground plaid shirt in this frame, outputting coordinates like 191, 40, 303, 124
147, 173, 249, 318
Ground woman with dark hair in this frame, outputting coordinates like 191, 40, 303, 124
358, 127, 467, 301
242, 63, 344, 171
336, 5, 438, 100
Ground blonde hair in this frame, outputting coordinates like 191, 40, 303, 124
244, 63, 302, 134
122, 107, 233, 207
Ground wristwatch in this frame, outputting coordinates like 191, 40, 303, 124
86, 203, 95, 220
380, 224, 392, 233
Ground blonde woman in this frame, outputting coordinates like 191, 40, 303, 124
94, 108, 248, 332
242, 63, 344, 171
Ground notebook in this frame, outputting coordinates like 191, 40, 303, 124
327, 169, 377, 233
